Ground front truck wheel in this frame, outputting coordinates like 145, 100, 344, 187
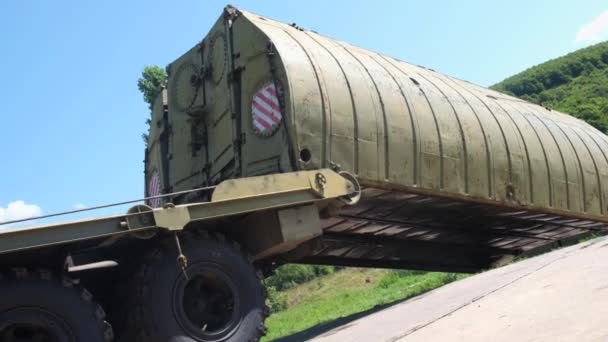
0, 268, 114, 342
118, 232, 269, 342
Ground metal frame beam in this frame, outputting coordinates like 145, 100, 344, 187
0, 169, 356, 255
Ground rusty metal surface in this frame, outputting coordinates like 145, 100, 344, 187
235, 9, 608, 222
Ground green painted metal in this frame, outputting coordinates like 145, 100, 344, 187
146, 6, 608, 223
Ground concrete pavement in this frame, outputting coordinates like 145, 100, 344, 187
310, 237, 608, 342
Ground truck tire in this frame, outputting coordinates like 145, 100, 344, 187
0, 268, 113, 342
118, 232, 269, 342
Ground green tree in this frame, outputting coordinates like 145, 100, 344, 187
577, 104, 608, 132
492, 41, 608, 134
138, 65, 167, 143
138, 65, 167, 109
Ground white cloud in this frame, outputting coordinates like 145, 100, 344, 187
0, 201, 42, 225
576, 11, 608, 43
72, 203, 87, 210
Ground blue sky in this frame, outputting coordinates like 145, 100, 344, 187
1, 0, 607, 224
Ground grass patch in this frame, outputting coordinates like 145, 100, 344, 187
263, 269, 466, 341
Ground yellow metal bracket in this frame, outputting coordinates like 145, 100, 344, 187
151, 169, 357, 231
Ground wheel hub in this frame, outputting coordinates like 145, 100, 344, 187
175, 263, 240, 341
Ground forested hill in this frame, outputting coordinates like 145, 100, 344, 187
491, 41, 608, 133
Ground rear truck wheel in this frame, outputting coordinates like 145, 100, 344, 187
118, 232, 269, 342
0, 268, 114, 342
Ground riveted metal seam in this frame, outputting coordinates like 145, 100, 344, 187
517, 104, 570, 210
335, 42, 389, 180
582, 129, 608, 167
597, 130, 608, 145
418, 73, 469, 194
447, 81, 513, 195
577, 126, 608, 212
497, 101, 551, 206
582, 129, 608, 214
303, 34, 359, 173
371, 53, 419, 186
567, 125, 602, 214
255, 22, 301, 172
381, 57, 444, 189
304, 33, 359, 174
282, 29, 328, 167
438, 76, 493, 198
547, 118, 587, 212
493, 101, 534, 203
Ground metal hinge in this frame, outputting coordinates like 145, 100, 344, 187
234, 133, 246, 147
227, 66, 245, 83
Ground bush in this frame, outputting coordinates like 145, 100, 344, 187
266, 286, 288, 313
312, 265, 335, 277
376, 270, 427, 289
265, 264, 336, 291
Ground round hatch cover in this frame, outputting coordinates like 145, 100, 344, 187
251, 82, 283, 137
208, 33, 227, 85
171, 62, 200, 112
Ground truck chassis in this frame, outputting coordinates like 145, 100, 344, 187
0, 169, 358, 342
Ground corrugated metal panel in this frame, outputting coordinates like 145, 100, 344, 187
239, 10, 608, 222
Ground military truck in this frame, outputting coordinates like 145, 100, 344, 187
2, 5, 608, 342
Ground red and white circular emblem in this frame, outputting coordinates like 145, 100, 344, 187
147, 171, 162, 208
251, 82, 282, 136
